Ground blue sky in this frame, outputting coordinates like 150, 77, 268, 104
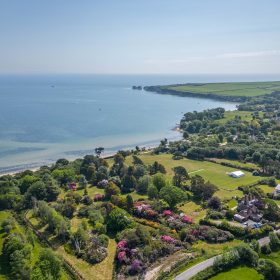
0, 0, 280, 74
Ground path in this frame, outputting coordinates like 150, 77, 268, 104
175, 256, 217, 280
189, 169, 204, 175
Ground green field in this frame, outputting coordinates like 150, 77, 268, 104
209, 266, 264, 280
207, 157, 259, 170
125, 153, 265, 199
165, 81, 280, 97
214, 111, 255, 124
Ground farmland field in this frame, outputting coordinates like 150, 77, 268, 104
209, 266, 264, 280
164, 81, 280, 97
125, 153, 265, 199
214, 110, 264, 125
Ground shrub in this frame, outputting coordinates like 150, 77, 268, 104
269, 232, 280, 251
106, 207, 134, 232
94, 222, 106, 234
258, 259, 280, 280
94, 194, 105, 202
261, 244, 272, 254
97, 234, 109, 247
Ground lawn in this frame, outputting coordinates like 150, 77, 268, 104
214, 111, 254, 124
257, 184, 274, 195
121, 191, 147, 201
124, 153, 264, 199
209, 266, 264, 280
165, 81, 280, 97
193, 240, 243, 256
178, 201, 206, 222
226, 199, 238, 209
207, 157, 259, 170
57, 239, 116, 280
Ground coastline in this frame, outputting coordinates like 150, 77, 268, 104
143, 85, 249, 102
0, 143, 156, 177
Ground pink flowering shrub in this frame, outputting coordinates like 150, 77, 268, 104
182, 215, 194, 224
161, 235, 176, 243
118, 251, 126, 263
163, 210, 173, 216
133, 202, 159, 221
117, 240, 127, 249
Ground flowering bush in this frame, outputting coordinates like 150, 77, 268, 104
161, 235, 176, 243
179, 225, 234, 243
134, 202, 159, 221
117, 240, 127, 249
128, 259, 142, 275
145, 209, 158, 219
134, 218, 160, 229
118, 251, 126, 263
163, 210, 173, 216
182, 215, 194, 224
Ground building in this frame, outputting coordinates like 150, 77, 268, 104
233, 194, 263, 223
274, 184, 280, 198
228, 170, 245, 178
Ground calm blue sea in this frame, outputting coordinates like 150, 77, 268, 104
0, 74, 278, 174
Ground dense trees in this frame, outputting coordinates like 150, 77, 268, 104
191, 175, 218, 200
136, 175, 152, 194
264, 200, 280, 222
104, 181, 121, 199
31, 249, 62, 280
34, 201, 70, 239
159, 185, 187, 209
2, 233, 32, 279
172, 166, 189, 187
24, 176, 60, 205
106, 207, 134, 232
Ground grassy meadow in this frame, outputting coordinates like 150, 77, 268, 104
125, 153, 264, 199
164, 81, 280, 97
209, 266, 264, 280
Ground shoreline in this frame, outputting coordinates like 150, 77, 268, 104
0, 145, 156, 177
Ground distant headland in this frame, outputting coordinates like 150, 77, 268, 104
143, 81, 280, 102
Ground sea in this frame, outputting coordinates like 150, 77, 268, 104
0, 74, 279, 174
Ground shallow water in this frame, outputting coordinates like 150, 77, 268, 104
2, 73, 272, 173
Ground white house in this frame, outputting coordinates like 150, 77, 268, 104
228, 170, 245, 178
